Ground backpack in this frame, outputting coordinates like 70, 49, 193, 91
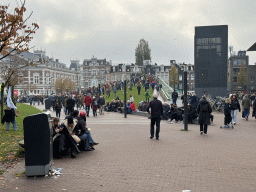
145, 92, 149, 97
94, 100, 98, 106
200, 103, 208, 112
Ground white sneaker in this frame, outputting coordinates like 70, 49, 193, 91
200, 131, 203, 135
168, 119, 171, 122
203, 133, 207, 135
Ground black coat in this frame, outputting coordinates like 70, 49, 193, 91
2, 109, 15, 124
230, 99, 240, 111
147, 98, 163, 119
197, 99, 212, 125
67, 98, 75, 108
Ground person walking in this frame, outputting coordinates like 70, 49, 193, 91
55, 99, 62, 118
147, 93, 163, 140
197, 96, 212, 135
230, 94, 240, 125
84, 94, 92, 117
98, 96, 105, 115
242, 95, 252, 121
137, 83, 141, 95
252, 97, 256, 120
144, 90, 151, 103
172, 90, 178, 105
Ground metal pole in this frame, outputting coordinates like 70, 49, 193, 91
183, 71, 188, 131
124, 80, 127, 118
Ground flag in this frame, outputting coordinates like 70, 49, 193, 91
7, 87, 17, 110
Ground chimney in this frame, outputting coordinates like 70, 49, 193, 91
56, 59, 59, 62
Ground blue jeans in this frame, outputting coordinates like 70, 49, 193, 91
85, 130, 94, 144
6, 119, 17, 131
38, 101, 40, 105
231, 110, 237, 123
172, 98, 177, 105
86, 106, 90, 116
244, 109, 250, 118
63, 107, 66, 114
79, 134, 90, 150
93, 110, 97, 116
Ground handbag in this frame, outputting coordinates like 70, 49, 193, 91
71, 135, 81, 143
15, 111, 19, 117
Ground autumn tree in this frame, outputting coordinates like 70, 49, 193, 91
135, 39, 151, 66
237, 63, 247, 90
169, 65, 179, 88
0, 0, 39, 61
55, 78, 76, 94
0, 0, 39, 119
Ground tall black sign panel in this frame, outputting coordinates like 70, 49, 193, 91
194, 25, 228, 97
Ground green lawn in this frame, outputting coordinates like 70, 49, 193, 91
104, 85, 154, 108
0, 103, 42, 161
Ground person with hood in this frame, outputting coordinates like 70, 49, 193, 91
230, 94, 240, 125
84, 94, 92, 117
197, 96, 212, 135
242, 95, 252, 121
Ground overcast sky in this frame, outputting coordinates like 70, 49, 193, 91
4, 0, 256, 66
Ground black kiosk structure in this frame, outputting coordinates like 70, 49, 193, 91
23, 113, 53, 176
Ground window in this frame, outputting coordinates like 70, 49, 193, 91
113, 67, 115, 72
165, 75, 168, 81
100, 70, 105, 76
106, 75, 109, 81
179, 75, 182, 81
251, 76, 255, 83
34, 73, 39, 84
84, 70, 89, 76
92, 70, 97, 76
156, 68, 159, 72
191, 83, 195, 90
191, 74, 194, 80
233, 77, 237, 82
188, 66, 191, 71
181, 67, 184, 71
187, 75, 190, 80
111, 76, 116, 81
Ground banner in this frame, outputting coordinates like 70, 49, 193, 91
7, 87, 17, 110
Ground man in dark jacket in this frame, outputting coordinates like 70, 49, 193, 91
67, 96, 75, 115
147, 93, 163, 140
98, 96, 105, 115
197, 96, 212, 135
137, 84, 141, 95
172, 90, 178, 105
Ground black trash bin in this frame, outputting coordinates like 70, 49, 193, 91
24, 113, 53, 176
45, 99, 51, 110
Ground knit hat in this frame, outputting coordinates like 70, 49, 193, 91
80, 111, 86, 117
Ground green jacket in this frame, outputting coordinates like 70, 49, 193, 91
64, 98, 68, 108
144, 91, 151, 99
242, 98, 251, 109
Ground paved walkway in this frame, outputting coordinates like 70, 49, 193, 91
1, 103, 256, 192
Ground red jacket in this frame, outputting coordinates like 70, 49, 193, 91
84, 95, 92, 106
130, 102, 136, 111
91, 98, 98, 110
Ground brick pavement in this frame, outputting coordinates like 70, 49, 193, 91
0, 103, 256, 192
